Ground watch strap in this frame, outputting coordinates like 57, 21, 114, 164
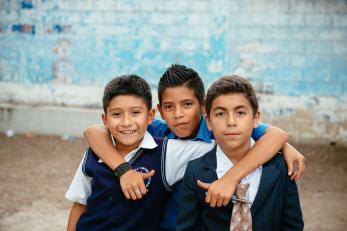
113, 162, 132, 179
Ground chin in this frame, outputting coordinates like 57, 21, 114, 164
175, 131, 191, 139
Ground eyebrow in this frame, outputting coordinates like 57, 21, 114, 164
212, 105, 246, 111
108, 106, 144, 111
162, 99, 194, 104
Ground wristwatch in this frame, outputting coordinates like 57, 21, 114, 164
113, 162, 132, 179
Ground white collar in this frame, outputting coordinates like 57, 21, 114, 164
216, 138, 262, 170
98, 131, 158, 163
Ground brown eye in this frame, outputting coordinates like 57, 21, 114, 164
164, 105, 173, 110
184, 102, 193, 108
215, 112, 224, 117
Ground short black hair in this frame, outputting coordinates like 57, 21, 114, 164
205, 75, 259, 116
158, 64, 205, 104
102, 74, 152, 113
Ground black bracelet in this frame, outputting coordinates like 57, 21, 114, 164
113, 162, 132, 179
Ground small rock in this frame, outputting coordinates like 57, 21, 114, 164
62, 135, 76, 141
5, 129, 15, 137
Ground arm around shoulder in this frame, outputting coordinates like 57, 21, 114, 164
84, 124, 149, 200
84, 124, 125, 170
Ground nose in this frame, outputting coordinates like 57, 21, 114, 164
122, 113, 133, 126
227, 114, 237, 127
174, 106, 184, 119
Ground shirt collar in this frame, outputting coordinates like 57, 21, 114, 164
167, 116, 213, 143
216, 138, 261, 169
98, 131, 158, 163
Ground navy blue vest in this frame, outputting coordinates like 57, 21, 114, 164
77, 137, 170, 231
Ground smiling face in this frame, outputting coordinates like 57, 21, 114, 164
157, 86, 204, 139
206, 93, 260, 156
102, 95, 155, 155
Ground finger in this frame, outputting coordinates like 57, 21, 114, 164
122, 188, 131, 200
141, 170, 155, 180
132, 186, 142, 199
222, 197, 231, 207
287, 160, 293, 176
138, 181, 147, 195
205, 191, 212, 204
216, 196, 224, 207
296, 160, 305, 179
290, 171, 298, 180
197, 180, 210, 190
209, 194, 218, 207
128, 189, 137, 200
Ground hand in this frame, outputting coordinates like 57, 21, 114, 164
119, 169, 155, 200
197, 176, 238, 207
283, 144, 305, 180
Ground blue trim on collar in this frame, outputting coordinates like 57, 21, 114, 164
167, 116, 213, 143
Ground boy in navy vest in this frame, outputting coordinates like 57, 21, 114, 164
66, 74, 250, 231
83, 65, 305, 231
177, 76, 304, 230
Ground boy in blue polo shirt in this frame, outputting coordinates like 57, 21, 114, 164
83, 65, 305, 230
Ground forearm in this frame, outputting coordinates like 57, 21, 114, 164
84, 125, 125, 170
67, 202, 86, 231
225, 126, 288, 181
282, 142, 299, 155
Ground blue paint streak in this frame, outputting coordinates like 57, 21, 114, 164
20, 0, 33, 9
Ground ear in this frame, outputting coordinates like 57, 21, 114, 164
157, 103, 164, 118
200, 101, 206, 115
147, 109, 155, 125
205, 114, 212, 131
253, 111, 260, 128
102, 113, 108, 127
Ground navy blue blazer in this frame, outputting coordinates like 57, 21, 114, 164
177, 146, 304, 231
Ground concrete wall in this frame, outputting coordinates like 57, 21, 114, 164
0, 0, 346, 142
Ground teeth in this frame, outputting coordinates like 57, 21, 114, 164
120, 130, 136, 134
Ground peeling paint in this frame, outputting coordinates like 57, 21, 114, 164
20, 0, 33, 9
11, 24, 35, 34
0, 0, 346, 140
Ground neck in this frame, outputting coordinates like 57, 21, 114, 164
218, 140, 251, 164
115, 141, 141, 158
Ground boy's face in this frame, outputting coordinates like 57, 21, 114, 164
206, 93, 260, 153
102, 95, 155, 153
157, 86, 203, 138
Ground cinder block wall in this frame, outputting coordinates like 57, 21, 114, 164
0, 0, 346, 142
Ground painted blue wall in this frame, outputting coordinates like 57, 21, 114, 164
0, 0, 346, 96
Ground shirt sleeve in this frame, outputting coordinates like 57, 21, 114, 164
147, 118, 169, 137
65, 152, 92, 205
165, 139, 214, 186
251, 122, 269, 141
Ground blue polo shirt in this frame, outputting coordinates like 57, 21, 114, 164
147, 116, 269, 230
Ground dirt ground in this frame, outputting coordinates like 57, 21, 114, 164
0, 134, 346, 231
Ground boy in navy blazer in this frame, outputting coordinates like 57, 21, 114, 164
177, 75, 304, 231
